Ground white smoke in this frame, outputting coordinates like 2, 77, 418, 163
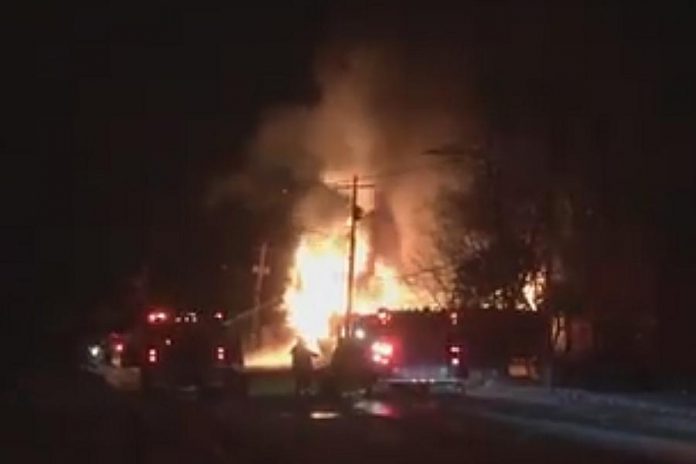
247, 40, 479, 277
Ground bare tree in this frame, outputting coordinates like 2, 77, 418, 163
425, 146, 547, 313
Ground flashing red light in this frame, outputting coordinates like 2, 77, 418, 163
114, 342, 124, 353
213, 311, 223, 320
147, 348, 158, 363
147, 311, 168, 324
449, 345, 461, 354
371, 340, 394, 365
216, 346, 225, 361
372, 341, 394, 357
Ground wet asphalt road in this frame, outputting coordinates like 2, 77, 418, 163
6, 370, 677, 464
119, 390, 665, 464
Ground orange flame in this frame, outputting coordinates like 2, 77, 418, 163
283, 219, 422, 349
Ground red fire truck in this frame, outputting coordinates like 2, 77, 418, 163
327, 308, 468, 395
109, 307, 244, 394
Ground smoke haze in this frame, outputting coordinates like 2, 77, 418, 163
244, 38, 479, 274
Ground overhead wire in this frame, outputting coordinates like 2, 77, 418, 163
327, 157, 463, 188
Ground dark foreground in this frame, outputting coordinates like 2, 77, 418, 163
3, 368, 686, 464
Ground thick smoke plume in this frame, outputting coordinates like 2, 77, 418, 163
246, 39, 479, 279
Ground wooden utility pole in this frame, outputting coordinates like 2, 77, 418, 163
330, 176, 375, 339
345, 175, 359, 338
251, 241, 270, 347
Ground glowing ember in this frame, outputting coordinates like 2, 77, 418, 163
522, 268, 546, 312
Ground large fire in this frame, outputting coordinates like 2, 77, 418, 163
245, 209, 425, 368
245, 212, 423, 368
244, 194, 547, 368
285, 221, 421, 348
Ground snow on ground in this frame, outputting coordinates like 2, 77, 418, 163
466, 375, 696, 461
478, 410, 696, 463
468, 378, 696, 422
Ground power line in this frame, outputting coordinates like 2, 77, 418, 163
360, 160, 450, 181
327, 159, 455, 188
224, 296, 284, 327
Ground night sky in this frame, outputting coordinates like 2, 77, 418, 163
3, 2, 696, 372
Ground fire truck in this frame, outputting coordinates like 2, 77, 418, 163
327, 307, 468, 395
109, 307, 245, 394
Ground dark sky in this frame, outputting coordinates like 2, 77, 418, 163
4, 3, 329, 361
65, 5, 326, 309
3, 2, 696, 369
